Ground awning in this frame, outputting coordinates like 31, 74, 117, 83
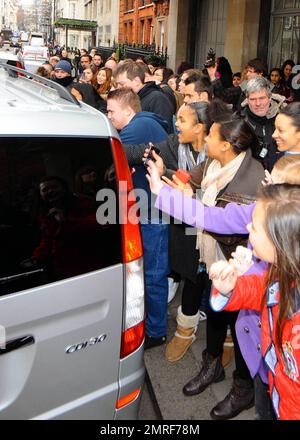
54, 18, 98, 31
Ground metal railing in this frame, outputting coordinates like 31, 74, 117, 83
95, 42, 168, 66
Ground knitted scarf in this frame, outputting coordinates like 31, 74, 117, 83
196, 152, 246, 271
178, 143, 198, 171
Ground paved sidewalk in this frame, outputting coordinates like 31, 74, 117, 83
144, 285, 255, 420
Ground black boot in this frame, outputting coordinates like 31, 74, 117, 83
183, 349, 225, 396
144, 335, 166, 350
210, 376, 254, 420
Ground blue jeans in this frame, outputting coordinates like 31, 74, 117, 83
140, 223, 169, 338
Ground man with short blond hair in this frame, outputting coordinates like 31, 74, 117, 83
107, 88, 141, 117
107, 87, 168, 144
107, 87, 170, 350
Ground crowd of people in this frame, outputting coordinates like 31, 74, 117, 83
34, 46, 300, 420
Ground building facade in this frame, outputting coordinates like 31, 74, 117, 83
166, 0, 300, 74
1, 0, 18, 31
54, 0, 119, 50
4, 0, 298, 72
166, 0, 261, 73
55, 0, 95, 49
97, 0, 120, 47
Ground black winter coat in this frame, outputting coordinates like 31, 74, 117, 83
160, 83, 177, 114
138, 82, 174, 134
242, 106, 280, 171
212, 79, 242, 111
71, 83, 101, 110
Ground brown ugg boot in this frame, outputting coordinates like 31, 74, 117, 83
222, 331, 234, 368
165, 307, 200, 363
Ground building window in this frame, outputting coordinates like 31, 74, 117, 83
126, 0, 134, 11
158, 20, 165, 49
140, 20, 145, 44
273, 0, 300, 10
99, 25, 103, 44
128, 21, 133, 43
107, 0, 111, 12
105, 25, 111, 45
69, 3, 76, 18
150, 22, 154, 45
148, 19, 153, 45
269, 0, 300, 67
124, 22, 128, 42
93, 0, 97, 17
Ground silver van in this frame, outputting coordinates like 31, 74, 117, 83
0, 63, 145, 419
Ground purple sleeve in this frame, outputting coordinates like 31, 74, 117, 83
155, 185, 255, 234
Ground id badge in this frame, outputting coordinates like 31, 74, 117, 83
259, 147, 268, 159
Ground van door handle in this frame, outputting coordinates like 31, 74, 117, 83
0, 335, 35, 355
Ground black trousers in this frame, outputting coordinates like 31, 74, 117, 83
181, 271, 211, 316
181, 270, 252, 383
254, 374, 276, 420
206, 304, 252, 382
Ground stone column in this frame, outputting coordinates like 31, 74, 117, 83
167, 0, 189, 71
224, 0, 261, 73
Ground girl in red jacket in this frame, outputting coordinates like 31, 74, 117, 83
210, 183, 300, 420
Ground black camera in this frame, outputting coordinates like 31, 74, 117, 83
144, 145, 161, 167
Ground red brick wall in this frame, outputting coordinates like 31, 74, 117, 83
119, 0, 155, 45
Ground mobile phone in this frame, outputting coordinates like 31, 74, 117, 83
144, 144, 161, 167
174, 169, 191, 184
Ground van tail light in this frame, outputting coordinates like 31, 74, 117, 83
116, 387, 141, 409
110, 138, 145, 359
110, 137, 143, 263
120, 258, 145, 358
16, 61, 24, 76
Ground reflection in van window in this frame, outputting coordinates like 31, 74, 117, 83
0, 138, 122, 296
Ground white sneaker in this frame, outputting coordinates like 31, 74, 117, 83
199, 311, 207, 321
168, 278, 179, 303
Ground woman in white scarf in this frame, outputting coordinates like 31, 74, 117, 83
181, 115, 263, 420
196, 121, 247, 271
153, 112, 264, 420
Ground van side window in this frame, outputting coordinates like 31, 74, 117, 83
0, 137, 122, 296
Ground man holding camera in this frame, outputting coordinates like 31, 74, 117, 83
107, 88, 170, 350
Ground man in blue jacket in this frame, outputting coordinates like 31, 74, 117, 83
107, 88, 169, 349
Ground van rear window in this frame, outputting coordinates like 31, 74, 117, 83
0, 137, 122, 296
